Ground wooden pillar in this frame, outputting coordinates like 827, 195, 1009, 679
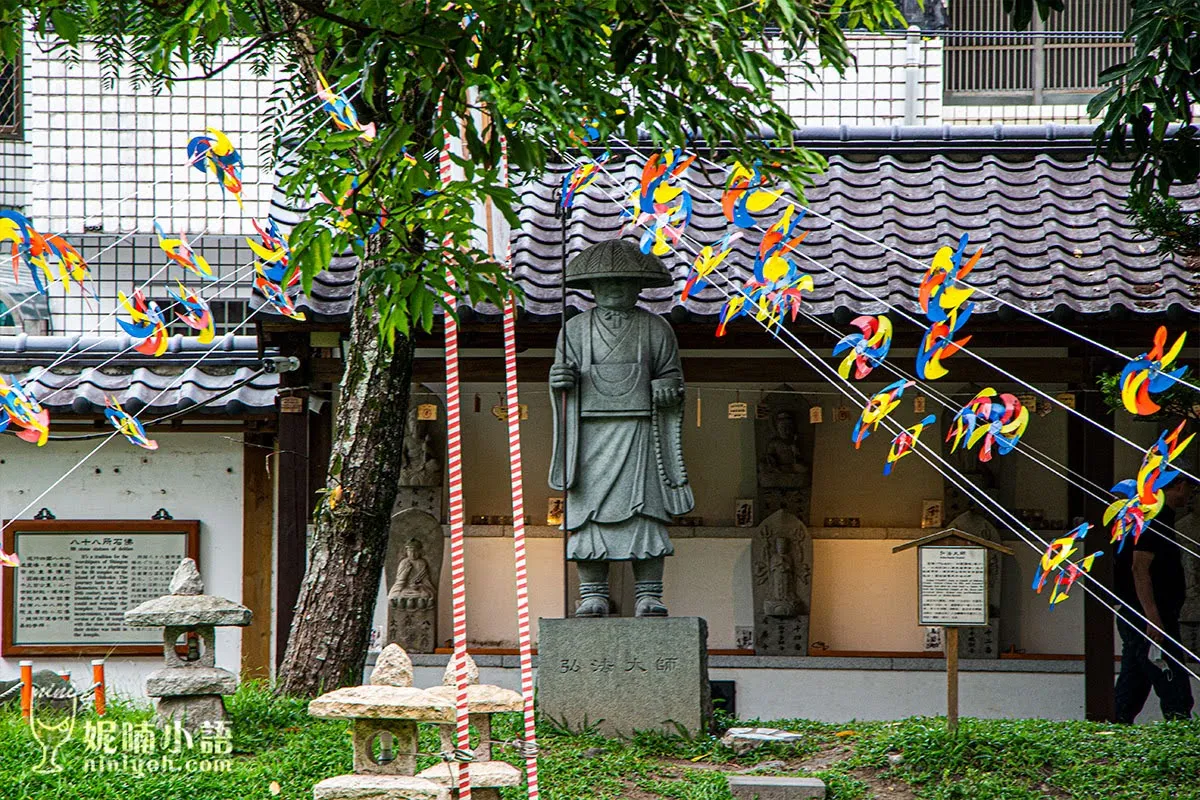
275, 339, 311, 668
241, 431, 275, 680
945, 626, 959, 733
1069, 352, 1117, 721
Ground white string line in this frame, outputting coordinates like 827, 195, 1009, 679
609, 150, 1200, 488
2, 305, 266, 537
2, 79, 362, 321
34, 259, 262, 405
792, 307, 1200, 563
564, 146, 1200, 677
20, 83, 364, 379
606, 137, 1200, 397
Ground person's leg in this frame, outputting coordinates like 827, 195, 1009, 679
1155, 617, 1194, 721
575, 560, 610, 617
1114, 616, 1154, 724
632, 556, 667, 617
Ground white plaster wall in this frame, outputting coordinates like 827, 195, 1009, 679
714, 667, 1200, 723
812, 540, 922, 652
0, 432, 244, 701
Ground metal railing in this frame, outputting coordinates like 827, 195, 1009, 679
0, 50, 20, 138
943, 0, 1131, 103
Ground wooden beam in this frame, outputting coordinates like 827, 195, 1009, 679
411, 356, 1089, 385
275, 339, 311, 669
1070, 352, 1118, 722
241, 432, 274, 681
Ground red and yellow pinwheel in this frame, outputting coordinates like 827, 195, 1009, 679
721, 160, 780, 229
852, 379, 913, 449
186, 128, 244, 207
166, 281, 215, 344
884, 414, 936, 475
834, 315, 893, 380
683, 232, 741, 301
117, 289, 169, 357
0, 374, 50, 446
1032, 523, 1101, 607
1119, 326, 1188, 415
156, 222, 214, 281
104, 397, 158, 451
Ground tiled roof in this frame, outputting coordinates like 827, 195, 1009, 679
268, 125, 1200, 323
0, 334, 278, 415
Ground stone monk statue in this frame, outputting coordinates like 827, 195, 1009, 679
549, 240, 693, 618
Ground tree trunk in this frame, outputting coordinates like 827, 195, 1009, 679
276, 276, 415, 697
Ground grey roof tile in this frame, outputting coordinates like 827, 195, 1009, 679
261, 126, 1199, 323
0, 334, 278, 415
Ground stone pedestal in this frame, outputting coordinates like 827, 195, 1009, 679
124, 559, 251, 732
537, 617, 711, 737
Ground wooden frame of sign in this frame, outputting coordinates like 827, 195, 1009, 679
2, 519, 200, 656
893, 528, 1014, 732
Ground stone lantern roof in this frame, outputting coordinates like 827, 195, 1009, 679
124, 559, 251, 628
308, 645, 455, 723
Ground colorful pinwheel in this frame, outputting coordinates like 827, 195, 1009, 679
255, 263, 306, 321
155, 222, 214, 281
166, 281, 215, 344
316, 72, 376, 142
561, 152, 611, 211
246, 219, 292, 276
186, 128, 245, 207
0, 211, 91, 295
721, 160, 780, 228
622, 148, 695, 256
852, 379, 913, 449
117, 289, 169, 357
683, 232, 742, 301
0, 374, 50, 446
1104, 479, 1161, 551
0, 549, 19, 568
1119, 326, 1188, 416
1135, 421, 1194, 506
914, 235, 979, 380
714, 206, 814, 336
104, 397, 158, 451
946, 389, 1029, 462
834, 315, 893, 380
1032, 523, 1100, 607
884, 414, 936, 475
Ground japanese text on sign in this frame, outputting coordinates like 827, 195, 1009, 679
918, 546, 988, 626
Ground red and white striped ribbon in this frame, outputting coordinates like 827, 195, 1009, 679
500, 135, 540, 800
440, 142, 473, 800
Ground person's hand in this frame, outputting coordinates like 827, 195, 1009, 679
550, 362, 578, 391
1146, 613, 1166, 645
653, 383, 682, 408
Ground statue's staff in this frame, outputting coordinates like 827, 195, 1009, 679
555, 191, 572, 616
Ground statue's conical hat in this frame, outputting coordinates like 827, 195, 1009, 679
564, 239, 673, 289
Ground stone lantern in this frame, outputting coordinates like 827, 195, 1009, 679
308, 644, 453, 800
418, 655, 524, 800
124, 558, 251, 730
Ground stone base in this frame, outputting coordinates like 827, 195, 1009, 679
416, 760, 522, 790
728, 775, 826, 799
958, 619, 999, 659
313, 774, 450, 800
155, 695, 227, 732
146, 666, 238, 697
387, 607, 436, 654
537, 616, 712, 737
756, 616, 809, 656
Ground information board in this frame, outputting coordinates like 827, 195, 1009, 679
3, 519, 199, 655
917, 545, 988, 626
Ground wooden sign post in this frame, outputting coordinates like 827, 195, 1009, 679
893, 528, 1013, 733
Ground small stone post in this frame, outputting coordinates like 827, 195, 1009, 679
418, 655, 524, 799
124, 559, 251, 731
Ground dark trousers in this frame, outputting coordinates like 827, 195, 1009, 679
1114, 614, 1194, 723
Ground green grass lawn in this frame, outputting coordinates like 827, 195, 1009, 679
0, 684, 1196, 799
